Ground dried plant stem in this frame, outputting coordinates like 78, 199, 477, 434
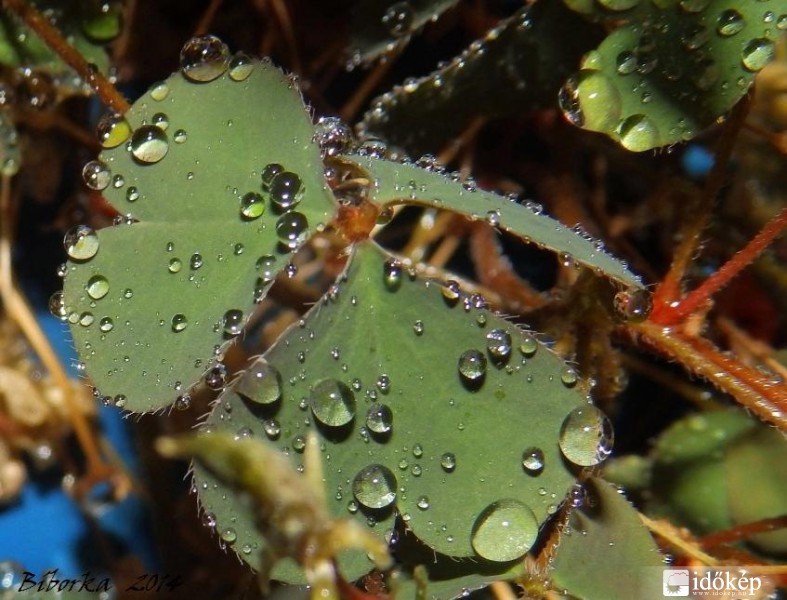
340, 46, 401, 123
0, 174, 109, 481
651, 94, 751, 314
267, 0, 302, 74
654, 207, 787, 325
639, 513, 719, 566
3, 0, 130, 114
193, 0, 224, 36
629, 321, 787, 430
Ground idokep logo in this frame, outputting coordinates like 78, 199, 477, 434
663, 569, 690, 597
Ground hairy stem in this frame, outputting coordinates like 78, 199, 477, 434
3, 0, 130, 114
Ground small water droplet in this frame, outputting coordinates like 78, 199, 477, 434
352, 464, 396, 509
261, 163, 284, 190
560, 366, 578, 387
86, 274, 109, 300
458, 349, 487, 384
175, 394, 191, 411
440, 452, 456, 472
558, 405, 614, 467
366, 402, 393, 434
617, 114, 660, 152
171, 314, 188, 332
417, 495, 430, 510
229, 52, 254, 81
442, 280, 461, 304
275, 212, 309, 249
168, 258, 182, 273
471, 499, 539, 562
222, 309, 244, 336
130, 125, 168, 164
240, 191, 265, 219
96, 113, 131, 149
263, 418, 281, 439
382, 259, 402, 291
716, 9, 745, 36
220, 527, 237, 543
205, 364, 228, 390
64, 225, 99, 261
382, 1, 415, 37
49, 291, 67, 320
521, 447, 545, 475
310, 379, 356, 427
126, 186, 139, 202
613, 289, 651, 322
149, 81, 170, 101
236, 359, 282, 406
99, 317, 113, 332
486, 329, 512, 363
114, 394, 127, 408
412, 320, 424, 335
180, 35, 230, 82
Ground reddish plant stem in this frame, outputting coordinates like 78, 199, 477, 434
653, 206, 787, 325
700, 515, 787, 549
651, 94, 751, 316
629, 321, 787, 430
3, 0, 130, 114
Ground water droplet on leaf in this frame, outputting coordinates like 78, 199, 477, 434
352, 464, 396, 509
180, 35, 230, 82
558, 406, 614, 467
310, 379, 356, 427
471, 499, 539, 562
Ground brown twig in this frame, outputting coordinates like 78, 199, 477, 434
2, 0, 130, 114
700, 515, 787, 549
193, 0, 224, 36
0, 174, 114, 491
339, 46, 402, 123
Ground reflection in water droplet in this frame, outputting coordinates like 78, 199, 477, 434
168, 258, 182, 273
256, 255, 277, 283
486, 329, 512, 363
64, 225, 99, 261
613, 289, 651, 322
561, 366, 578, 387
130, 125, 169, 164
559, 405, 614, 466
229, 52, 254, 81
716, 9, 745, 36
99, 317, 113, 332
205, 364, 228, 390
269, 171, 303, 209
126, 187, 139, 202
240, 192, 265, 219
171, 314, 188, 332
440, 452, 456, 472
313, 116, 352, 157
263, 419, 281, 439
617, 114, 659, 152
180, 35, 230, 82
149, 81, 170, 101
222, 309, 244, 336
471, 499, 539, 562
86, 275, 109, 300
616, 51, 637, 75
49, 291, 67, 320
366, 403, 393, 434
352, 464, 396, 509
458, 349, 487, 383
741, 38, 775, 72
96, 113, 131, 149
261, 163, 284, 191
236, 359, 282, 405
383, 259, 402, 291
559, 70, 622, 133
310, 379, 356, 427
519, 334, 538, 357
417, 496, 430, 510
275, 212, 309, 249
521, 447, 545, 475
382, 1, 415, 38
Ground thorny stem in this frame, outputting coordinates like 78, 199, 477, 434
2, 0, 130, 114
0, 174, 112, 488
653, 207, 787, 326
651, 94, 752, 315
629, 320, 787, 430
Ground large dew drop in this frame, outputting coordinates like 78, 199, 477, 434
235, 359, 282, 405
352, 464, 396, 510
558, 405, 614, 467
559, 70, 621, 133
471, 499, 539, 562
716, 9, 745, 36
130, 125, 168, 164
486, 329, 512, 363
180, 35, 230, 82
222, 309, 244, 336
310, 378, 356, 427
741, 38, 775, 72
229, 52, 254, 81
64, 225, 99, 261
240, 192, 265, 219
366, 402, 393, 434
